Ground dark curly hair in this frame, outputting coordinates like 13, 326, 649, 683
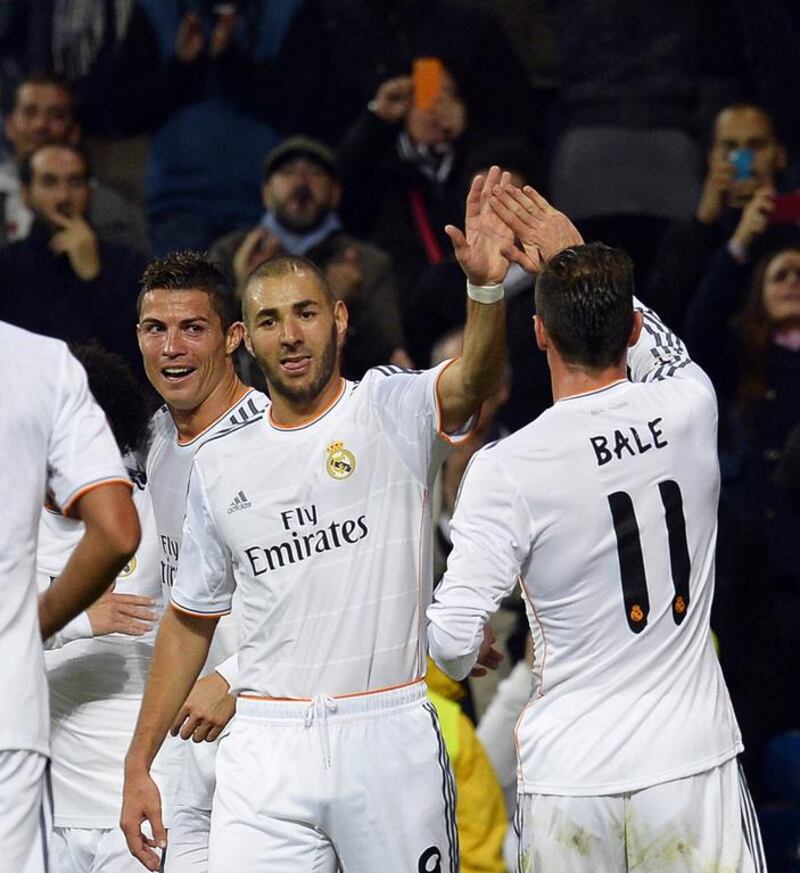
70, 341, 151, 454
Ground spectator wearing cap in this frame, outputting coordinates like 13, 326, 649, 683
210, 135, 410, 382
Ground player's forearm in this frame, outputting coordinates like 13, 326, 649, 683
440, 296, 507, 431
38, 490, 140, 639
126, 607, 215, 772
460, 296, 507, 407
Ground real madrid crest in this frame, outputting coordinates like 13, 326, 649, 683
326, 440, 355, 480
118, 556, 138, 578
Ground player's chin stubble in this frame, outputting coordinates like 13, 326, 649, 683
262, 322, 339, 405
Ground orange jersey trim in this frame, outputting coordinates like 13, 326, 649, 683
239, 677, 425, 704
434, 357, 479, 445
62, 477, 132, 518
268, 377, 346, 431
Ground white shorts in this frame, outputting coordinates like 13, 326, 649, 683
515, 758, 766, 873
2, 750, 49, 873
164, 805, 211, 873
209, 682, 459, 873
48, 826, 143, 873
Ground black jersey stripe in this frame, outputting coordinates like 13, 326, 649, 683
200, 412, 265, 448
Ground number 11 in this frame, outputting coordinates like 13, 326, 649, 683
607, 480, 691, 634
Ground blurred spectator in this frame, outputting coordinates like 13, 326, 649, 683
684, 244, 800, 792
736, 0, 800, 191
647, 103, 793, 328
112, 0, 303, 255
425, 659, 507, 873
408, 148, 552, 434
337, 66, 484, 297
274, 0, 537, 147
548, 0, 702, 281
0, 143, 144, 371
210, 135, 409, 382
0, 73, 148, 251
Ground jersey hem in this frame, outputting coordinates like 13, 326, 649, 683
518, 742, 743, 797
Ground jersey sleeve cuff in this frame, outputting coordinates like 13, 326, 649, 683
61, 477, 133, 517
434, 358, 478, 446
170, 600, 232, 619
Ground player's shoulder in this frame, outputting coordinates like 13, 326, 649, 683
0, 322, 70, 370
366, 363, 429, 382
194, 394, 269, 463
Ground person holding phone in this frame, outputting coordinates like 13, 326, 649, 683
646, 102, 795, 328
337, 61, 487, 298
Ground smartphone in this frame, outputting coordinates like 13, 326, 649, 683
413, 58, 443, 110
729, 148, 754, 182
768, 193, 800, 224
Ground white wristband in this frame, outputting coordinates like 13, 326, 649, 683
466, 280, 504, 304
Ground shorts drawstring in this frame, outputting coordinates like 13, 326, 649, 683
304, 694, 338, 768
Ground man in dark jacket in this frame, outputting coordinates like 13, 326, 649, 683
0, 143, 145, 375
211, 136, 409, 380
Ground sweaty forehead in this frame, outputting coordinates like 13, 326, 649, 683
245, 270, 331, 311
139, 288, 220, 323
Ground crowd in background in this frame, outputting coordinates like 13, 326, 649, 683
1, 1, 799, 870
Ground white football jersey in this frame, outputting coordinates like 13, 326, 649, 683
428, 302, 743, 795
37, 461, 171, 827
172, 362, 468, 698
0, 323, 128, 755
146, 389, 268, 671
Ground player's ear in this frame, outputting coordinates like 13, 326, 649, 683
334, 299, 348, 348
226, 321, 245, 355
243, 327, 255, 358
628, 310, 644, 347
533, 315, 548, 352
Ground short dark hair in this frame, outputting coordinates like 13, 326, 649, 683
70, 341, 151, 454
9, 72, 75, 115
244, 254, 336, 307
19, 142, 90, 186
138, 251, 237, 332
535, 243, 635, 370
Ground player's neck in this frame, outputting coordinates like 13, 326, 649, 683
550, 359, 628, 403
269, 373, 345, 428
171, 372, 250, 443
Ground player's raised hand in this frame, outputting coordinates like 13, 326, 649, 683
490, 183, 583, 273
446, 165, 513, 287
170, 671, 235, 743
120, 768, 166, 871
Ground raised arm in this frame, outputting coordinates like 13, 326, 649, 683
436, 166, 510, 433
489, 182, 584, 273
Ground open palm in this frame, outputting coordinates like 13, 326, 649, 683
446, 166, 513, 286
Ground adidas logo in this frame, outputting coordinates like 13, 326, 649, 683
227, 490, 252, 514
